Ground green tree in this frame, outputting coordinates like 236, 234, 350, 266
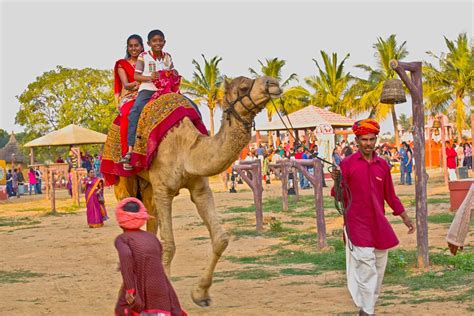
424, 33, 473, 134
305, 51, 354, 115
249, 58, 300, 121
398, 113, 412, 133
351, 35, 409, 146
15, 66, 115, 142
181, 55, 224, 136
0, 129, 9, 148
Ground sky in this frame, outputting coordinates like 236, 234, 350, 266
0, 0, 472, 134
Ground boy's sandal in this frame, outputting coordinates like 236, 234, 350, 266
123, 163, 134, 171
118, 152, 132, 164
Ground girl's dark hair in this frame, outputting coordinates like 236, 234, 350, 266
123, 201, 140, 213
148, 29, 165, 41
125, 34, 144, 59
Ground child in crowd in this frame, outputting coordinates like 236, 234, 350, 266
120, 29, 174, 170
114, 197, 186, 316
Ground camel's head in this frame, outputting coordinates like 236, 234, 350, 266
222, 76, 282, 127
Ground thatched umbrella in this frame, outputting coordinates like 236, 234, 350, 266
24, 124, 107, 148
0, 133, 25, 164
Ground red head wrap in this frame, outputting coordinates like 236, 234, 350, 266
115, 197, 150, 230
352, 119, 380, 136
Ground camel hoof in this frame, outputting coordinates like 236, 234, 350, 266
195, 298, 212, 307
191, 289, 212, 307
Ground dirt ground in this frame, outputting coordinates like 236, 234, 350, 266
0, 171, 472, 315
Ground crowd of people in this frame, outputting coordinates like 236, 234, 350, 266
5, 166, 42, 198
446, 140, 473, 180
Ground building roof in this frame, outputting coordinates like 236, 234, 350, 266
24, 124, 107, 148
256, 105, 354, 132
0, 133, 26, 163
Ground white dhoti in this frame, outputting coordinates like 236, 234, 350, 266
345, 229, 388, 315
448, 168, 457, 181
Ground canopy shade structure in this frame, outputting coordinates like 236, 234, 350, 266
24, 124, 107, 148
256, 105, 354, 133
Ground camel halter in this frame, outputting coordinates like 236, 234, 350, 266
223, 79, 261, 130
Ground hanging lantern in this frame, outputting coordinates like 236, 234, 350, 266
431, 118, 441, 129
432, 118, 441, 137
380, 79, 407, 104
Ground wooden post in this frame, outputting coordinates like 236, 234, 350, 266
289, 130, 295, 148
281, 160, 289, 212
293, 167, 300, 202
428, 127, 432, 169
312, 159, 327, 249
30, 148, 34, 165
45, 167, 50, 200
233, 161, 263, 231
293, 158, 327, 249
256, 131, 261, 147
471, 113, 474, 145
50, 170, 56, 214
439, 114, 448, 186
391, 60, 429, 268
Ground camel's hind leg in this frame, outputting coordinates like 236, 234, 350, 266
188, 177, 229, 307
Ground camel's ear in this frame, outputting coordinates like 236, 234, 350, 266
223, 76, 233, 91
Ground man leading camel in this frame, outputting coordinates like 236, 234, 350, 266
331, 119, 414, 316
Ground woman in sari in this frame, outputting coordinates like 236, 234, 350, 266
114, 34, 144, 156
82, 169, 108, 228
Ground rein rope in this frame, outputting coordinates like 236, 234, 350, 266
268, 94, 354, 250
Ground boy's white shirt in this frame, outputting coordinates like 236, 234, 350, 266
136, 50, 173, 92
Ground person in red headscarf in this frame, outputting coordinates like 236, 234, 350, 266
114, 198, 186, 316
114, 35, 144, 158
330, 118, 414, 316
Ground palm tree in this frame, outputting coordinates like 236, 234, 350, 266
398, 113, 412, 133
352, 35, 409, 146
249, 58, 299, 122
424, 33, 473, 135
304, 51, 354, 115
181, 54, 224, 136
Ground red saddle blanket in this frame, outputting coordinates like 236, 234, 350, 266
101, 93, 207, 185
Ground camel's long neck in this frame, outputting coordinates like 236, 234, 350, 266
185, 114, 252, 177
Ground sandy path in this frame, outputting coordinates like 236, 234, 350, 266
0, 173, 472, 315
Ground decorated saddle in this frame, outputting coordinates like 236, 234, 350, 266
101, 93, 208, 185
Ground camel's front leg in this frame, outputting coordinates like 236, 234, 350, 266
138, 179, 159, 234
188, 177, 229, 307
152, 185, 176, 276
113, 176, 138, 200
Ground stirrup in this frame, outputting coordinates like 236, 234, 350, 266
118, 152, 132, 164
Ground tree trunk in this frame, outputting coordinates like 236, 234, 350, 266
391, 105, 400, 147
209, 107, 215, 137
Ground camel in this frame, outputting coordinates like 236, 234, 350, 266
113, 76, 281, 307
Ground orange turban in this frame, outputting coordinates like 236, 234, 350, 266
115, 197, 150, 229
352, 119, 380, 136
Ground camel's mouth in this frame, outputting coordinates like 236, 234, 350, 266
267, 84, 283, 99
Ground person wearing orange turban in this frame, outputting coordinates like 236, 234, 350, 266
331, 118, 414, 315
352, 118, 380, 136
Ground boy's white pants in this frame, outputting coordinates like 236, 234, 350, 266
345, 229, 388, 315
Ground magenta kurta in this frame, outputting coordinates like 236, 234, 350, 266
115, 230, 184, 316
331, 151, 405, 249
